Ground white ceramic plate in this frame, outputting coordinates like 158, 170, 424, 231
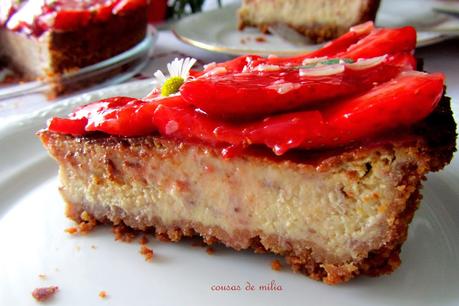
173, 0, 457, 56
0, 81, 459, 305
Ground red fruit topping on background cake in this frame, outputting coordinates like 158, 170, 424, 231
3, 0, 147, 35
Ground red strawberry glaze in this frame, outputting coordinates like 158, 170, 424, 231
180, 53, 415, 119
1, 0, 147, 36
47, 25, 446, 156
49, 97, 156, 137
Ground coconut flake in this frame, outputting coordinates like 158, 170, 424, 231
254, 64, 281, 72
203, 66, 227, 77
301, 57, 328, 66
267, 82, 301, 94
345, 55, 387, 70
299, 64, 345, 77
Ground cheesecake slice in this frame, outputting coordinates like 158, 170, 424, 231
39, 96, 455, 284
39, 24, 456, 284
238, 0, 380, 42
0, 0, 147, 96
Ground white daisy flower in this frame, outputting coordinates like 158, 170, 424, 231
153, 57, 197, 97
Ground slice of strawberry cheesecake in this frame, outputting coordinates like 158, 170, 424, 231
238, 0, 381, 42
39, 23, 456, 284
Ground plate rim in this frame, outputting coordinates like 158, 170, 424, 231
172, 26, 315, 56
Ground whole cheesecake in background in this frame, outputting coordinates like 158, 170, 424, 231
238, 0, 380, 42
0, 0, 148, 95
39, 24, 456, 284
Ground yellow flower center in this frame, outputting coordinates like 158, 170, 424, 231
161, 76, 185, 96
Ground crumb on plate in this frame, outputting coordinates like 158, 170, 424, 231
271, 259, 282, 271
140, 245, 154, 262
255, 36, 267, 43
64, 227, 78, 234
99, 290, 108, 299
31, 286, 59, 302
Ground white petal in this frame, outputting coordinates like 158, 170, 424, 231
179, 58, 186, 78
182, 57, 197, 79
167, 61, 174, 78
181, 58, 190, 78
167, 58, 177, 77
154, 70, 167, 85
169, 58, 183, 77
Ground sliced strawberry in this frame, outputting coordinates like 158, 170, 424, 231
152, 103, 221, 145
82, 97, 157, 137
337, 26, 417, 59
215, 110, 326, 155
180, 53, 413, 119
219, 72, 444, 152
153, 102, 325, 156
316, 71, 445, 148
49, 97, 157, 137
157, 72, 444, 153
48, 117, 88, 136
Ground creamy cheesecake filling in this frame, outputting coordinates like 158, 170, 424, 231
50, 135, 428, 264
0, 29, 52, 79
239, 0, 373, 29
